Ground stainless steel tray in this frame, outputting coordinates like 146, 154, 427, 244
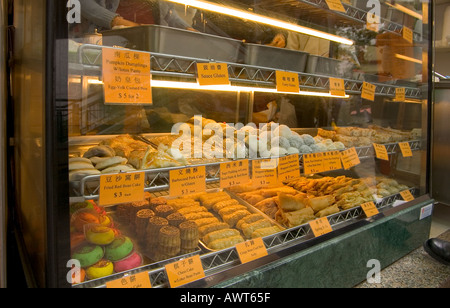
305, 55, 353, 78
244, 43, 308, 72
102, 25, 246, 64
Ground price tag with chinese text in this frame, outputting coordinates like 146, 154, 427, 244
395, 87, 406, 102
99, 172, 145, 206
169, 166, 206, 197
322, 151, 343, 172
303, 152, 325, 175
325, 0, 346, 12
403, 26, 413, 44
220, 160, 250, 189
197, 63, 230, 86
361, 82, 376, 101
278, 154, 301, 183
252, 159, 278, 187
165, 255, 205, 288
373, 143, 389, 161
361, 201, 379, 218
102, 48, 152, 105
340, 147, 361, 169
398, 142, 413, 158
329, 77, 346, 97
106, 272, 152, 288
400, 190, 415, 202
276, 71, 300, 93
309, 217, 333, 237
235, 238, 268, 264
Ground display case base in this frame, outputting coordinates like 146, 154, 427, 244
212, 196, 433, 288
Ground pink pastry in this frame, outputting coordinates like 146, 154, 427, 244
113, 252, 143, 273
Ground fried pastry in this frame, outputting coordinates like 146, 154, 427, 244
212, 199, 240, 212
202, 229, 241, 245
315, 205, 340, 218
198, 222, 230, 237
223, 210, 251, 227
208, 235, 245, 250
236, 214, 265, 230
251, 226, 283, 239
241, 219, 272, 238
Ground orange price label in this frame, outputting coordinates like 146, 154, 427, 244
322, 151, 343, 172
400, 190, 415, 202
165, 255, 205, 288
276, 71, 300, 93
235, 238, 268, 264
398, 142, 413, 158
329, 77, 346, 97
99, 172, 145, 206
102, 48, 152, 105
403, 26, 413, 44
197, 63, 230, 86
278, 154, 301, 183
169, 166, 206, 197
361, 201, 379, 218
361, 82, 376, 101
340, 147, 360, 169
303, 152, 325, 175
366, 12, 380, 32
220, 159, 250, 189
325, 0, 346, 13
252, 159, 278, 187
106, 272, 152, 288
395, 87, 406, 102
373, 143, 389, 161
309, 217, 333, 237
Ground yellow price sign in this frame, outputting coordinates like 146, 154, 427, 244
252, 159, 278, 187
403, 26, 413, 44
106, 272, 152, 288
322, 151, 343, 172
373, 143, 389, 161
235, 238, 268, 264
303, 152, 325, 175
309, 217, 333, 237
329, 77, 346, 97
395, 87, 406, 102
99, 172, 145, 206
276, 71, 300, 93
278, 154, 301, 183
325, 0, 346, 12
361, 201, 379, 218
197, 62, 230, 86
220, 159, 250, 189
361, 82, 376, 101
165, 255, 205, 288
102, 48, 152, 105
398, 142, 413, 158
169, 166, 206, 197
400, 190, 415, 202
340, 147, 360, 170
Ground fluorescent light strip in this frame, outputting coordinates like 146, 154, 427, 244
395, 53, 423, 64
151, 80, 350, 98
386, 2, 422, 20
167, 0, 354, 45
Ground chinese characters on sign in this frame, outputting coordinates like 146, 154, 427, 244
165, 255, 205, 288
102, 48, 152, 104
99, 172, 145, 206
169, 166, 206, 197
197, 63, 230, 86
276, 71, 300, 93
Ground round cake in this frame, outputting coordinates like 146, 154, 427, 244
146, 216, 169, 246
154, 204, 175, 218
105, 236, 134, 261
72, 244, 104, 268
149, 197, 167, 211
113, 251, 142, 273
86, 260, 114, 280
85, 225, 116, 245
158, 225, 181, 247
167, 212, 186, 227
71, 209, 100, 232
179, 220, 199, 241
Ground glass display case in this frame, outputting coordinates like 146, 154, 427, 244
11, 0, 434, 288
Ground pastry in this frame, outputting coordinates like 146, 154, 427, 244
222, 210, 251, 227
135, 209, 155, 238
69, 161, 96, 171
85, 225, 116, 245
95, 156, 128, 170
236, 214, 265, 230
149, 197, 167, 211
83, 145, 115, 159
277, 192, 308, 212
208, 235, 245, 250
308, 195, 335, 213
70, 201, 94, 215
193, 217, 221, 228
158, 226, 181, 247
145, 216, 169, 247
315, 205, 340, 218
130, 200, 150, 224
154, 204, 175, 218
71, 209, 100, 232
69, 169, 101, 181
202, 229, 241, 245
98, 215, 113, 227
211, 199, 240, 212
86, 260, 114, 280
72, 244, 104, 268
113, 252, 142, 273
184, 211, 215, 221
115, 203, 133, 225
241, 219, 272, 238
251, 226, 283, 239
69, 157, 92, 164
101, 164, 136, 174
167, 212, 186, 227
179, 220, 199, 240
217, 205, 248, 218
105, 236, 134, 261
198, 222, 230, 237
178, 206, 208, 216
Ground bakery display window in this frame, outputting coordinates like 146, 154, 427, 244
10, 0, 433, 288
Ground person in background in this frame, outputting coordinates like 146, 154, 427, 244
192, 0, 287, 48
77, 0, 195, 34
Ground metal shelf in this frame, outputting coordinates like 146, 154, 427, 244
72, 187, 418, 289
70, 44, 423, 99
74, 140, 422, 200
